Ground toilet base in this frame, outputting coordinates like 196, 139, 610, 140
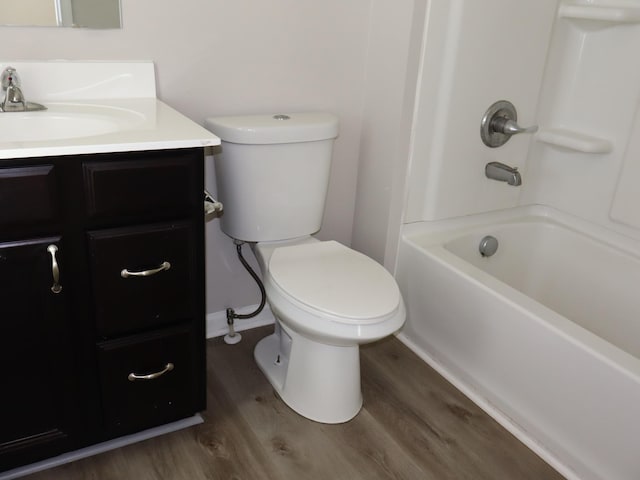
254, 326, 363, 424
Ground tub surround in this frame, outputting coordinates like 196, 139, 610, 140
402, 0, 640, 245
403, 0, 557, 223
608, 103, 640, 229
521, 4, 640, 242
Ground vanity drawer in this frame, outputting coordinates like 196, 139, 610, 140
97, 326, 198, 435
88, 222, 196, 337
82, 150, 200, 223
0, 165, 59, 233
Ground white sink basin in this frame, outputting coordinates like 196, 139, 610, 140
0, 61, 219, 160
0, 103, 147, 143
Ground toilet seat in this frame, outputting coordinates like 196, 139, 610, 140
268, 240, 400, 324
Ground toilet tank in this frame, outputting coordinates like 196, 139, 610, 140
205, 113, 339, 242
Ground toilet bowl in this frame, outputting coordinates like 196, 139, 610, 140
252, 237, 405, 423
205, 112, 406, 423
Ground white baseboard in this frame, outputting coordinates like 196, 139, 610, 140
206, 303, 276, 339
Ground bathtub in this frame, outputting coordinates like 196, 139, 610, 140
395, 206, 640, 480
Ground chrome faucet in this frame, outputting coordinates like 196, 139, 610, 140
1, 67, 24, 111
485, 161, 522, 186
0, 67, 46, 112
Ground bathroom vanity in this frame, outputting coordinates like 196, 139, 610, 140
0, 61, 220, 477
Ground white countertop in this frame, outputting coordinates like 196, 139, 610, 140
0, 98, 220, 159
0, 60, 220, 159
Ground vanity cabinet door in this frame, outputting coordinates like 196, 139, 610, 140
0, 237, 75, 471
88, 222, 196, 338
0, 165, 59, 237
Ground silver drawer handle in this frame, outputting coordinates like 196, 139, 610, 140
128, 362, 174, 382
121, 261, 171, 279
47, 244, 62, 294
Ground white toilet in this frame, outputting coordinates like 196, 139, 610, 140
205, 112, 405, 424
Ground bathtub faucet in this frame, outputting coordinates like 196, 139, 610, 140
485, 161, 522, 186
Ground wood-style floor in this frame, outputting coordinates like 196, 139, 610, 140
26, 326, 564, 479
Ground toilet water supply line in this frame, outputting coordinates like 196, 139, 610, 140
203, 189, 266, 344
224, 240, 267, 345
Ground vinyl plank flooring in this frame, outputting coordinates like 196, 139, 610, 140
209, 332, 405, 480
360, 337, 563, 480
315, 409, 430, 479
22, 326, 564, 480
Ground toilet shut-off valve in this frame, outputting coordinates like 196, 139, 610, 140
204, 189, 223, 216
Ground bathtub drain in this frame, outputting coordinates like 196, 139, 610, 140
479, 235, 498, 257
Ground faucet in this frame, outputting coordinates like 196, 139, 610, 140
0, 67, 46, 112
1, 67, 25, 111
481, 100, 538, 148
485, 161, 522, 186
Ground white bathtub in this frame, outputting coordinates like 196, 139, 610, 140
395, 206, 640, 480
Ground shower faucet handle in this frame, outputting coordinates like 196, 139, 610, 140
481, 100, 538, 148
490, 116, 538, 136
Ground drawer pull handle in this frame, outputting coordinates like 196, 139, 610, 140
47, 244, 62, 294
121, 261, 171, 279
128, 362, 174, 381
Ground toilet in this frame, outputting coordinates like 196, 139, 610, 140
205, 112, 405, 424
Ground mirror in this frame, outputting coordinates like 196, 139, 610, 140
0, 0, 121, 28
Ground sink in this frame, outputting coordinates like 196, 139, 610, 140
0, 103, 147, 143
0, 61, 219, 161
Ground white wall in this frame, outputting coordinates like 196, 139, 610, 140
350, 0, 426, 267
0, 0, 419, 316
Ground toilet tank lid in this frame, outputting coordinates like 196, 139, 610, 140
204, 112, 338, 145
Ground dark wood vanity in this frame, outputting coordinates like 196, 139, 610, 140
0, 148, 206, 473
